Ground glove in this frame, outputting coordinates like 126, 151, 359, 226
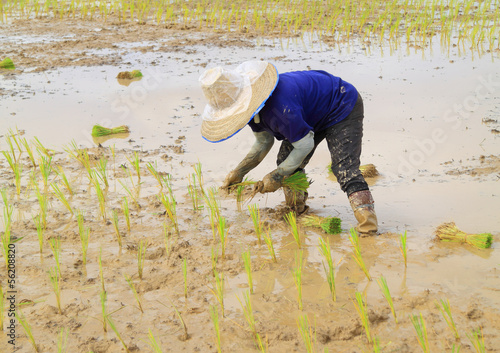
254, 169, 284, 194
221, 170, 243, 189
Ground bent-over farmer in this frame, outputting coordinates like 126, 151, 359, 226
198, 61, 378, 235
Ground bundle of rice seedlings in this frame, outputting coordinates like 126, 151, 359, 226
282, 172, 310, 192
0, 57, 15, 69
302, 215, 342, 234
91, 125, 130, 137
116, 70, 143, 79
435, 222, 493, 249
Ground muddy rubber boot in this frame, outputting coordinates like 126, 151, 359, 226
348, 190, 378, 236
284, 187, 309, 215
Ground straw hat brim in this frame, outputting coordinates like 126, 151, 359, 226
201, 63, 278, 143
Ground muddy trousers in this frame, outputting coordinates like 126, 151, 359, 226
277, 93, 378, 234
276, 93, 369, 196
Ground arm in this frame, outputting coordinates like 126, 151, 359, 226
221, 131, 274, 188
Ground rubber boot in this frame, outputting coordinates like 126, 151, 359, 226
348, 190, 378, 236
284, 188, 309, 215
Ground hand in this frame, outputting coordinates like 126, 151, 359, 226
254, 169, 283, 194
221, 170, 243, 189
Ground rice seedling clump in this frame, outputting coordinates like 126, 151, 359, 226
302, 215, 342, 234
0, 57, 15, 69
92, 125, 131, 137
435, 222, 493, 249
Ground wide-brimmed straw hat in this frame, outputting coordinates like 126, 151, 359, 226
199, 61, 278, 142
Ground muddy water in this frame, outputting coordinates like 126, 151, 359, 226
1, 28, 500, 352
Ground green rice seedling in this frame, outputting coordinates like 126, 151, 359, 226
353, 291, 372, 343
91, 124, 130, 137
293, 250, 304, 310
49, 237, 62, 277
49, 266, 63, 314
39, 155, 53, 187
57, 327, 69, 353
348, 228, 372, 281
77, 211, 90, 268
138, 239, 147, 280
35, 186, 48, 228
125, 274, 143, 313
0, 57, 15, 69
20, 138, 35, 168
16, 310, 39, 352
467, 328, 485, 353
400, 230, 408, 268
111, 210, 123, 248
263, 226, 277, 263
209, 305, 222, 353
98, 247, 105, 293
435, 222, 493, 249
377, 276, 397, 323
119, 180, 140, 209
193, 161, 205, 196
282, 171, 310, 192
127, 151, 141, 183
95, 157, 109, 188
51, 183, 73, 215
297, 314, 316, 353
0, 285, 4, 331
318, 237, 336, 302
237, 290, 259, 342
205, 186, 221, 223
187, 172, 203, 211
302, 215, 342, 234
106, 315, 130, 353
122, 197, 131, 232
183, 257, 188, 299
248, 204, 263, 245
100, 290, 108, 332
437, 298, 459, 339
242, 250, 254, 293
158, 191, 179, 236
451, 343, 461, 353
56, 166, 73, 195
211, 269, 225, 317
172, 303, 189, 341
147, 328, 164, 353
91, 171, 107, 221
217, 215, 228, 259
146, 161, 164, 189
410, 313, 430, 353
211, 245, 219, 275
284, 211, 301, 249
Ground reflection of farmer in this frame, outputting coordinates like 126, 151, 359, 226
199, 61, 378, 235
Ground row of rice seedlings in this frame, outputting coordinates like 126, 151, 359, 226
248, 204, 263, 245
284, 211, 301, 248
242, 250, 253, 293
353, 291, 372, 343
209, 305, 222, 353
263, 227, 277, 263
77, 210, 90, 268
125, 274, 144, 313
410, 312, 429, 353
348, 228, 372, 281
16, 310, 39, 352
111, 210, 123, 249
376, 276, 397, 323
137, 239, 147, 280
293, 250, 304, 310
297, 314, 316, 353
318, 237, 336, 302
51, 182, 73, 215
49, 266, 63, 314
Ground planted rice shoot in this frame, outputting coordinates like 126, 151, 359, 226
284, 211, 302, 249
39, 155, 53, 187
16, 310, 39, 352
242, 250, 254, 294
400, 230, 408, 268
211, 269, 225, 317
77, 210, 90, 268
49, 266, 63, 314
193, 161, 205, 197
91, 124, 130, 137
20, 137, 36, 168
302, 215, 342, 234
122, 197, 131, 232
57, 327, 69, 353
263, 226, 277, 263
35, 186, 48, 228
138, 239, 147, 280
147, 329, 164, 353
293, 250, 304, 310
376, 276, 397, 323
209, 304, 222, 353
410, 313, 430, 353
349, 228, 371, 281
119, 179, 139, 209
353, 291, 372, 343
187, 172, 203, 211
125, 274, 144, 313
127, 151, 141, 183
237, 290, 259, 343
467, 327, 486, 353
98, 247, 106, 294
111, 210, 123, 248
318, 237, 336, 302
147, 161, 164, 189
91, 171, 107, 221
297, 314, 316, 353
437, 298, 459, 339
435, 222, 493, 249
33, 137, 51, 157
49, 237, 62, 278
106, 315, 131, 353
51, 182, 73, 215
100, 290, 108, 332
217, 215, 229, 259
183, 257, 188, 299
95, 157, 109, 188
248, 203, 263, 245
158, 190, 179, 236
56, 166, 73, 195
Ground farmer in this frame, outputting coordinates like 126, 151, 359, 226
198, 61, 378, 235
